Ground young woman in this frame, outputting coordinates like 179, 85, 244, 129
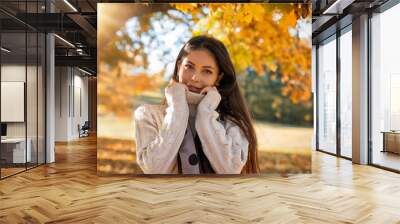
134, 35, 259, 174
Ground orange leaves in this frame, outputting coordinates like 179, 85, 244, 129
170, 3, 199, 14
98, 62, 161, 118
98, 3, 313, 119
286, 10, 299, 28
266, 61, 278, 72
237, 4, 256, 24
250, 4, 267, 22
231, 4, 267, 24
170, 3, 312, 104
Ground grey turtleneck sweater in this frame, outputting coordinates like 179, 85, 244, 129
177, 90, 213, 174
134, 82, 249, 174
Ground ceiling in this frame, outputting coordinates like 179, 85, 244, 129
0, 0, 98, 74
1, 0, 396, 74
312, 0, 390, 44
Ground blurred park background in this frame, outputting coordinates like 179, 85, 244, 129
97, 3, 312, 175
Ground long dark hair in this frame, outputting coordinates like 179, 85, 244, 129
171, 35, 259, 174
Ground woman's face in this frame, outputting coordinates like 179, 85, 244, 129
177, 49, 220, 93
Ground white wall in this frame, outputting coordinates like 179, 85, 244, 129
55, 66, 69, 141
1, 65, 32, 138
1, 65, 26, 143
72, 73, 89, 138
54, 67, 89, 141
1, 65, 25, 126
1, 63, 46, 164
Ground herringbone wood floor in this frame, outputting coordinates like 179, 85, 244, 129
0, 136, 399, 224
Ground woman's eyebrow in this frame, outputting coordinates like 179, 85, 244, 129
186, 60, 215, 70
202, 65, 215, 70
186, 60, 195, 65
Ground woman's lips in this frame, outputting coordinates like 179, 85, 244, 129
187, 85, 202, 93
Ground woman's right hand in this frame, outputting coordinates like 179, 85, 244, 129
165, 79, 188, 106
166, 79, 188, 91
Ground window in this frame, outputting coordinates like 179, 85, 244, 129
0, 1, 46, 179
317, 36, 337, 154
339, 28, 352, 158
371, 3, 400, 171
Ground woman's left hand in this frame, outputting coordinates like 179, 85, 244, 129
198, 86, 221, 111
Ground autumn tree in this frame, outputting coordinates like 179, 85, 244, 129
98, 3, 311, 118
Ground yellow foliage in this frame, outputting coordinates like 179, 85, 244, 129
99, 3, 312, 117
169, 3, 311, 104
266, 61, 278, 72
171, 3, 198, 13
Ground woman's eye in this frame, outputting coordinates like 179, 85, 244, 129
203, 70, 212, 75
184, 64, 193, 69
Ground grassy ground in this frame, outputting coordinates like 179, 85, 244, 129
254, 121, 312, 154
97, 117, 312, 174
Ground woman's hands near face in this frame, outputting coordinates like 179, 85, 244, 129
197, 85, 221, 110
165, 79, 190, 107
200, 86, 213, 95
167, 79, 189, 92
199, 86, 214, 95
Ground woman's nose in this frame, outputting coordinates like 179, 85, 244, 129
191, 72, 200, 82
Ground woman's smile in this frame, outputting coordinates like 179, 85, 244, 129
187, 84, 203, 93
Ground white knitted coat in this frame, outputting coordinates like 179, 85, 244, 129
134, 83, 249, 174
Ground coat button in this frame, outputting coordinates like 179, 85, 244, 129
189, 154, 198, 165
